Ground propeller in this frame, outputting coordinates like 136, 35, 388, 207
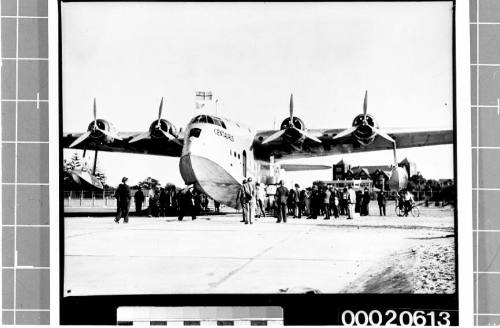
69, 131, 91, 148
374, 128, 395, 143
96, 126, 122, 140
331, 126, 357, 140
261, 129, 286, 145
332, 90, 394, 143
93, 98, 97, 130
129, 98, 182, 145
156, 97, 163, 128
261, 94, 321, 145
363, 90, 368, 124
69, 98, 122, 148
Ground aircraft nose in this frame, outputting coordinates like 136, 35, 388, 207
179, 154, 240, 208
181, 127, 205, 157
179, 154, 197, 184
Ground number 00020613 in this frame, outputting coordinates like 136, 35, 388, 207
341, 310, 451, 326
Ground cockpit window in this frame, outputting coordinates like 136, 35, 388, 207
189, 128, 201, 138
190, 115, 226, 129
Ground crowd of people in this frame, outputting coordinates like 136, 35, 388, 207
113, 177, 220, 223
143, 185, 213, 219
235, 178, 401, 225
113, 176, 416, 224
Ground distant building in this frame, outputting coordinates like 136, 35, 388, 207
439, 179, 454, 187
331, 158, 417, 191
332, 159, 351, 180
351, 167, 371, 180
398, 157, 417, 178
371, 169, 392, 191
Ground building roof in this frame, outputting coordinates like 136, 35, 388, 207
383, 170, 393, 178
335, 159, 349, 165
399, 157, 413, 165
354, 168, 371, 178
350, 165, 392, 175
371, 169, 392, 179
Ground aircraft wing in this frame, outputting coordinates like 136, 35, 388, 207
252, 128, 453, 161
62, 132, 184, 157
259, 163, 332, 172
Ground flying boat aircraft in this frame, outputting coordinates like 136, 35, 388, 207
63, 169, 104, 190
62, 92, 453, 208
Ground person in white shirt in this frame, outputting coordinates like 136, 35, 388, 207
403, 190, 414, 217
265, 184, 277, 217
347, 185, 356, 219
255, 182, 266, 218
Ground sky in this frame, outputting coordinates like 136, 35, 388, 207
62, 2, 454, 187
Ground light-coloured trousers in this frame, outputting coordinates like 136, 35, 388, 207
347, 203, 355, 219
244, 202, 255, 223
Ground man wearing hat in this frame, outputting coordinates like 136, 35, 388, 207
114, 177, 131, 223
243, 177, 256, 224
237, 179, 247, 223
276, 180, 289, 223
178, 184, 196, 221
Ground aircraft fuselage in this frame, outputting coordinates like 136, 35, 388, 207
179, 115, 259, 208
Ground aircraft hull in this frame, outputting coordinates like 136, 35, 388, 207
179, 154, 241, 209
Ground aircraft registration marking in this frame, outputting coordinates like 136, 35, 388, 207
214, 128, 234, 142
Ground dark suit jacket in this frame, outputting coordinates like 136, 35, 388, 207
276, 186, 289, 204
115, 183, 131, 204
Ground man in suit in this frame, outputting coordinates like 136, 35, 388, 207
237, 179, 247, 222
330, 187, 339, 218
292, 184, 301, 218
115, 177, 131, 224
159, 188, 169, 217
243, 177, 256, 224
340, 187, 348, 216
377, 191, 386, 216
298, 186, 307, 219
276, 180, 289, 223
178, 185, 196, 221
134, 188, 144, 216
322, 186, 331, 220
361, 188, 371, 216
307, 185, 319, 219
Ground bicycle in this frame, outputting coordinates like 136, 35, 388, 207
395, 202, 420, 217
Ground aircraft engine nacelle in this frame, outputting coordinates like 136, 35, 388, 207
149, 119, 178, 139
351, 114, 378, 146
280, 116, 305, 131
279, 116, 308, 143
260, 95, 322, 145
86, 119, 117, 144
388, 166, 409, 192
